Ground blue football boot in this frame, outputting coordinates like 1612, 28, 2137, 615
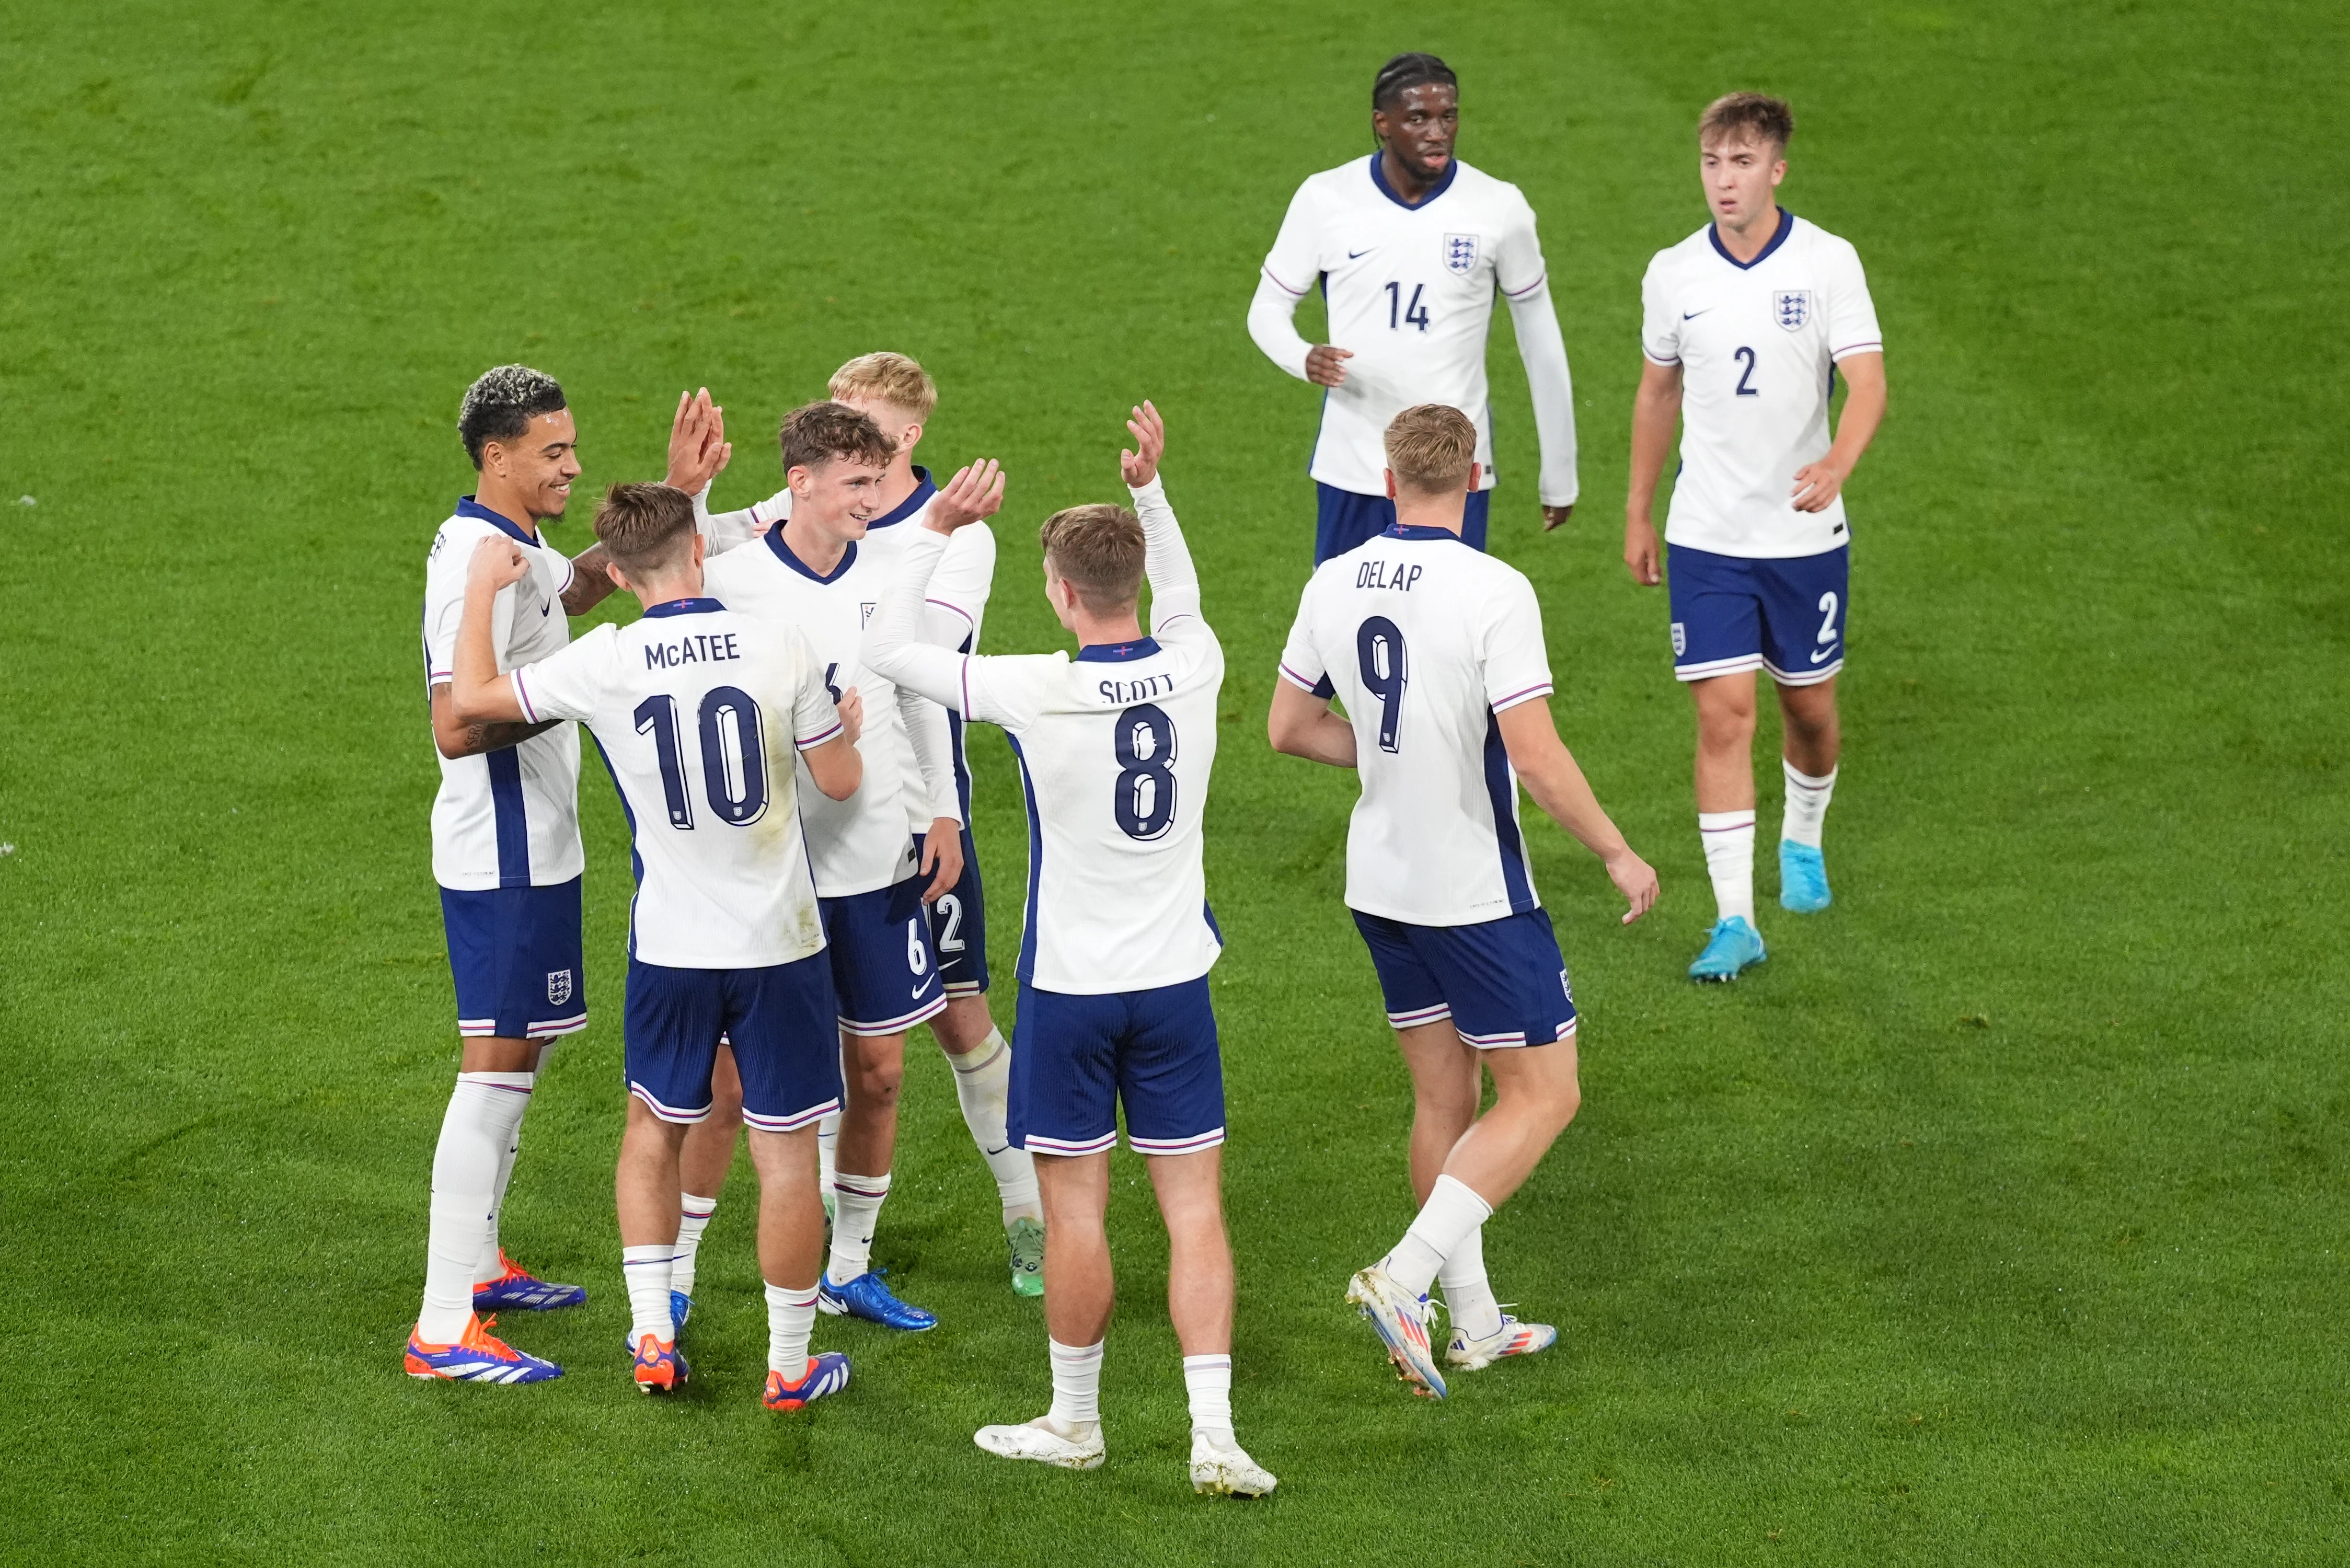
1688, 916, 1767, 982
817, 1269, 938, 1332
474, 1251, 588, 1311
1779, 841, 1831, 913
765, 1352, 854, 1411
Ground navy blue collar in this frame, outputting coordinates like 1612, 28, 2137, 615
1708, 207, 1794, 270
867, 466, 936, 531
1368, 150, 1457, 211
1384, 523, 1464, 542
764, 523, 857, 584
1075, 637, 1160, 663
642, 597, 725, 618
457, 494, 540, 548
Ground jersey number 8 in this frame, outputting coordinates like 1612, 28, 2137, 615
1113, 703, 1178, 842
633, 686, 769, 831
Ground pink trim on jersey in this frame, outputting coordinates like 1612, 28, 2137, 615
1831, 340, 1883, 360
1490, 682, 1553, 712
1503, 272, 1549, 299
1263, 266, 1310, 297
1277, 661, 1325, 694
796, 719, 844, 750
926, 597, 976, 630
511, 671, 539, 724
959, 655, 975, 720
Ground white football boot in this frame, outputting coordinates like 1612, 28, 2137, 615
974, 1415, 1105, 1471
1445, 1312, 1559, 1370
1189, 1431, 1277, 1497
1344, 1263, 1447, 1399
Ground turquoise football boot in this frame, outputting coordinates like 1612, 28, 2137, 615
1688, 916, 1767, 982
1779, 841, 1831, 913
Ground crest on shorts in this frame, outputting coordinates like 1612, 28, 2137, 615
1775, 290, 1811, 330
1671, 621, 1688, 656
546, 969, 573, 1007
1443, 233, 1479, 274
1560, 968, 1575, 1005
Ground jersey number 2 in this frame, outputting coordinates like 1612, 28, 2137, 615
1113, 703, 1178, 841
633, 686, 769, 831
1734, 346, 1759, 397
1356, 616, 1408, 753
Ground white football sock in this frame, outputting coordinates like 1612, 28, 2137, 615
765, 1280, 819, 1376
1381, 1174, 1494, 1299
1049, 1337, 1104, 1429
1781, 762, 1837, 849
474, 1070, 535, 1284
949, 1030, 1042, 1223
1182, 1353, 1233, 1438
1699, 810, 1757, 924
417, 1071, 534, 1343
827, 1170, 890, 1285
621, 1244, 675, 1345
1437, 1224, 1504, 1341
672, 1193, 718, 1298
816, 1111, 839, 1204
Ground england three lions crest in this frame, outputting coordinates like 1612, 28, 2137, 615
546, 968, 573, 1007
1444, 233, 1480, 275
1775, 290, 1811, 330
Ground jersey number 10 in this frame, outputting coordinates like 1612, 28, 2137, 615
634, 687, 769, 831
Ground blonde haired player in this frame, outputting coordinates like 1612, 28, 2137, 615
1271, 405, 1657, 1398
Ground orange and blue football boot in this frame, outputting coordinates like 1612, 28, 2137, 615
475, 1250, 588, 1311
763, 1352, 852, 1411
630, 1333, 688, 1394
404, 1314, 562, 1384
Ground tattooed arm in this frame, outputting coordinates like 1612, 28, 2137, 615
430, 683, 559, 759
559, 543, 617, 616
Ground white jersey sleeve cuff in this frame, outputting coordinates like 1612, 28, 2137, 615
1489, 681, 1553, 713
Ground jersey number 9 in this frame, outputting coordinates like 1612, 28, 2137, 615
1356, 616, 1409, 753
1113, 703, 1178, 841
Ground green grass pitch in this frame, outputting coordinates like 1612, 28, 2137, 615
2, 0, 2344, 1561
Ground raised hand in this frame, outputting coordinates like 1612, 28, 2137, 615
928, 459, 1006, 533
663, 387, 732, 495
466, 536, 533, 593
1120, 399, 1166, 488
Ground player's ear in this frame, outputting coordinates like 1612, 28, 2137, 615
1468, 462, 1482, 492
1383, 468, 1398, 500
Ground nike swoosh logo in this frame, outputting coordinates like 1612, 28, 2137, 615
1683, 309, 1712, 320
1348, 248, 1372, 259
1809, 646, 1835, 663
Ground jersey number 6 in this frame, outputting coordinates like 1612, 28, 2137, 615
1356, 616, 1408, 753
633, 686, 770, 831
1113, 703, 1178, 842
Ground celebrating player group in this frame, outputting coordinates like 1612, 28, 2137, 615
401, 52, 1884, 1501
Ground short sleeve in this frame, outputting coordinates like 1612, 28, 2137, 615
1495, 188, 1549, 301
1480, 574, 1554, 713
788, 631, 845, 750
1822, 238, 1883, 361
1261, 181, 1323, 298
1277, 581, 1335, 700
960, 653, 1062, 732
1639, 253, 1682, 367
511, 624, 615, 725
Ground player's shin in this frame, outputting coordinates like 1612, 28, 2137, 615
1781, 760, 1837, 848
1182, 1353, 1232, 1438
474, 1068, 536, 1284
419, 1071, 533, 1343
621, 1247, 676, 1345
826, 1171, 890, 1285
1436, 1224, 1503, 1341
1049, 1336, 1105, 1433
1380, 1173, 1494, 1298
766, 1281, 819, 1375
947, 1028, 1042, 1222
1699, 810, 1758, 923
673, 1193, 717, 1299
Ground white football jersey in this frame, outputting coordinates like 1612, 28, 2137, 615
510, 602, 838, 969
921, 521, 996, 822
701, 495, 955, 897
864, 478, 1224, 995
1278, 525, 1556, 927
1640, 212, 1883, 558
1257, 155, 1576, 503
421, 497, 585, 891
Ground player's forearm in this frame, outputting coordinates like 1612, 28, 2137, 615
450, 587, 529, 725
1507, 287, 1580, 506
1826, 356, 1887, 475
1625, 385, 1680, 519
560, 544, 618, 616
694, 488, 767, 556
1267, 683, 1355, 767
898, 686, 964, 824
1130, 476, 1203, 619
864, 529, 966, 710
1247, 274, 1315, 381
1521, 747, 1630, 863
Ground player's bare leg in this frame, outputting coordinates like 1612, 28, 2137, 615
614, 1098, 692, 1391
670, 1047, 744, 1317
1689, 671, 1768, 978
1392, 1021, 1512, 1349
1143, 1147, 1274, 1495
975, 1150, 1111, 1470
821, 1028, 935, 1328
1773, 675, 1840, 913
1350, 1037, 1581, 1398
746, 1123, 850, 1409
931, 993, 1045, 1293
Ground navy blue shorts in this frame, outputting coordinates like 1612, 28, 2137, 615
624, 953, 842, 1131
920, 824, 989, 997
1315, 482, 1490, 563
440, 877, 588, 1041
1009, 977, 1226, 1158
820, 871, 948, 1037
1351, 908, 1577, 1049
1666, 543, 1848, 686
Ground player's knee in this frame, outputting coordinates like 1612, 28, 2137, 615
847, 1056, 904, 1105
1697, 702, 1756, 750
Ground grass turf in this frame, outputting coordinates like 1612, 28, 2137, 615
2, 0, 2345, 1562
